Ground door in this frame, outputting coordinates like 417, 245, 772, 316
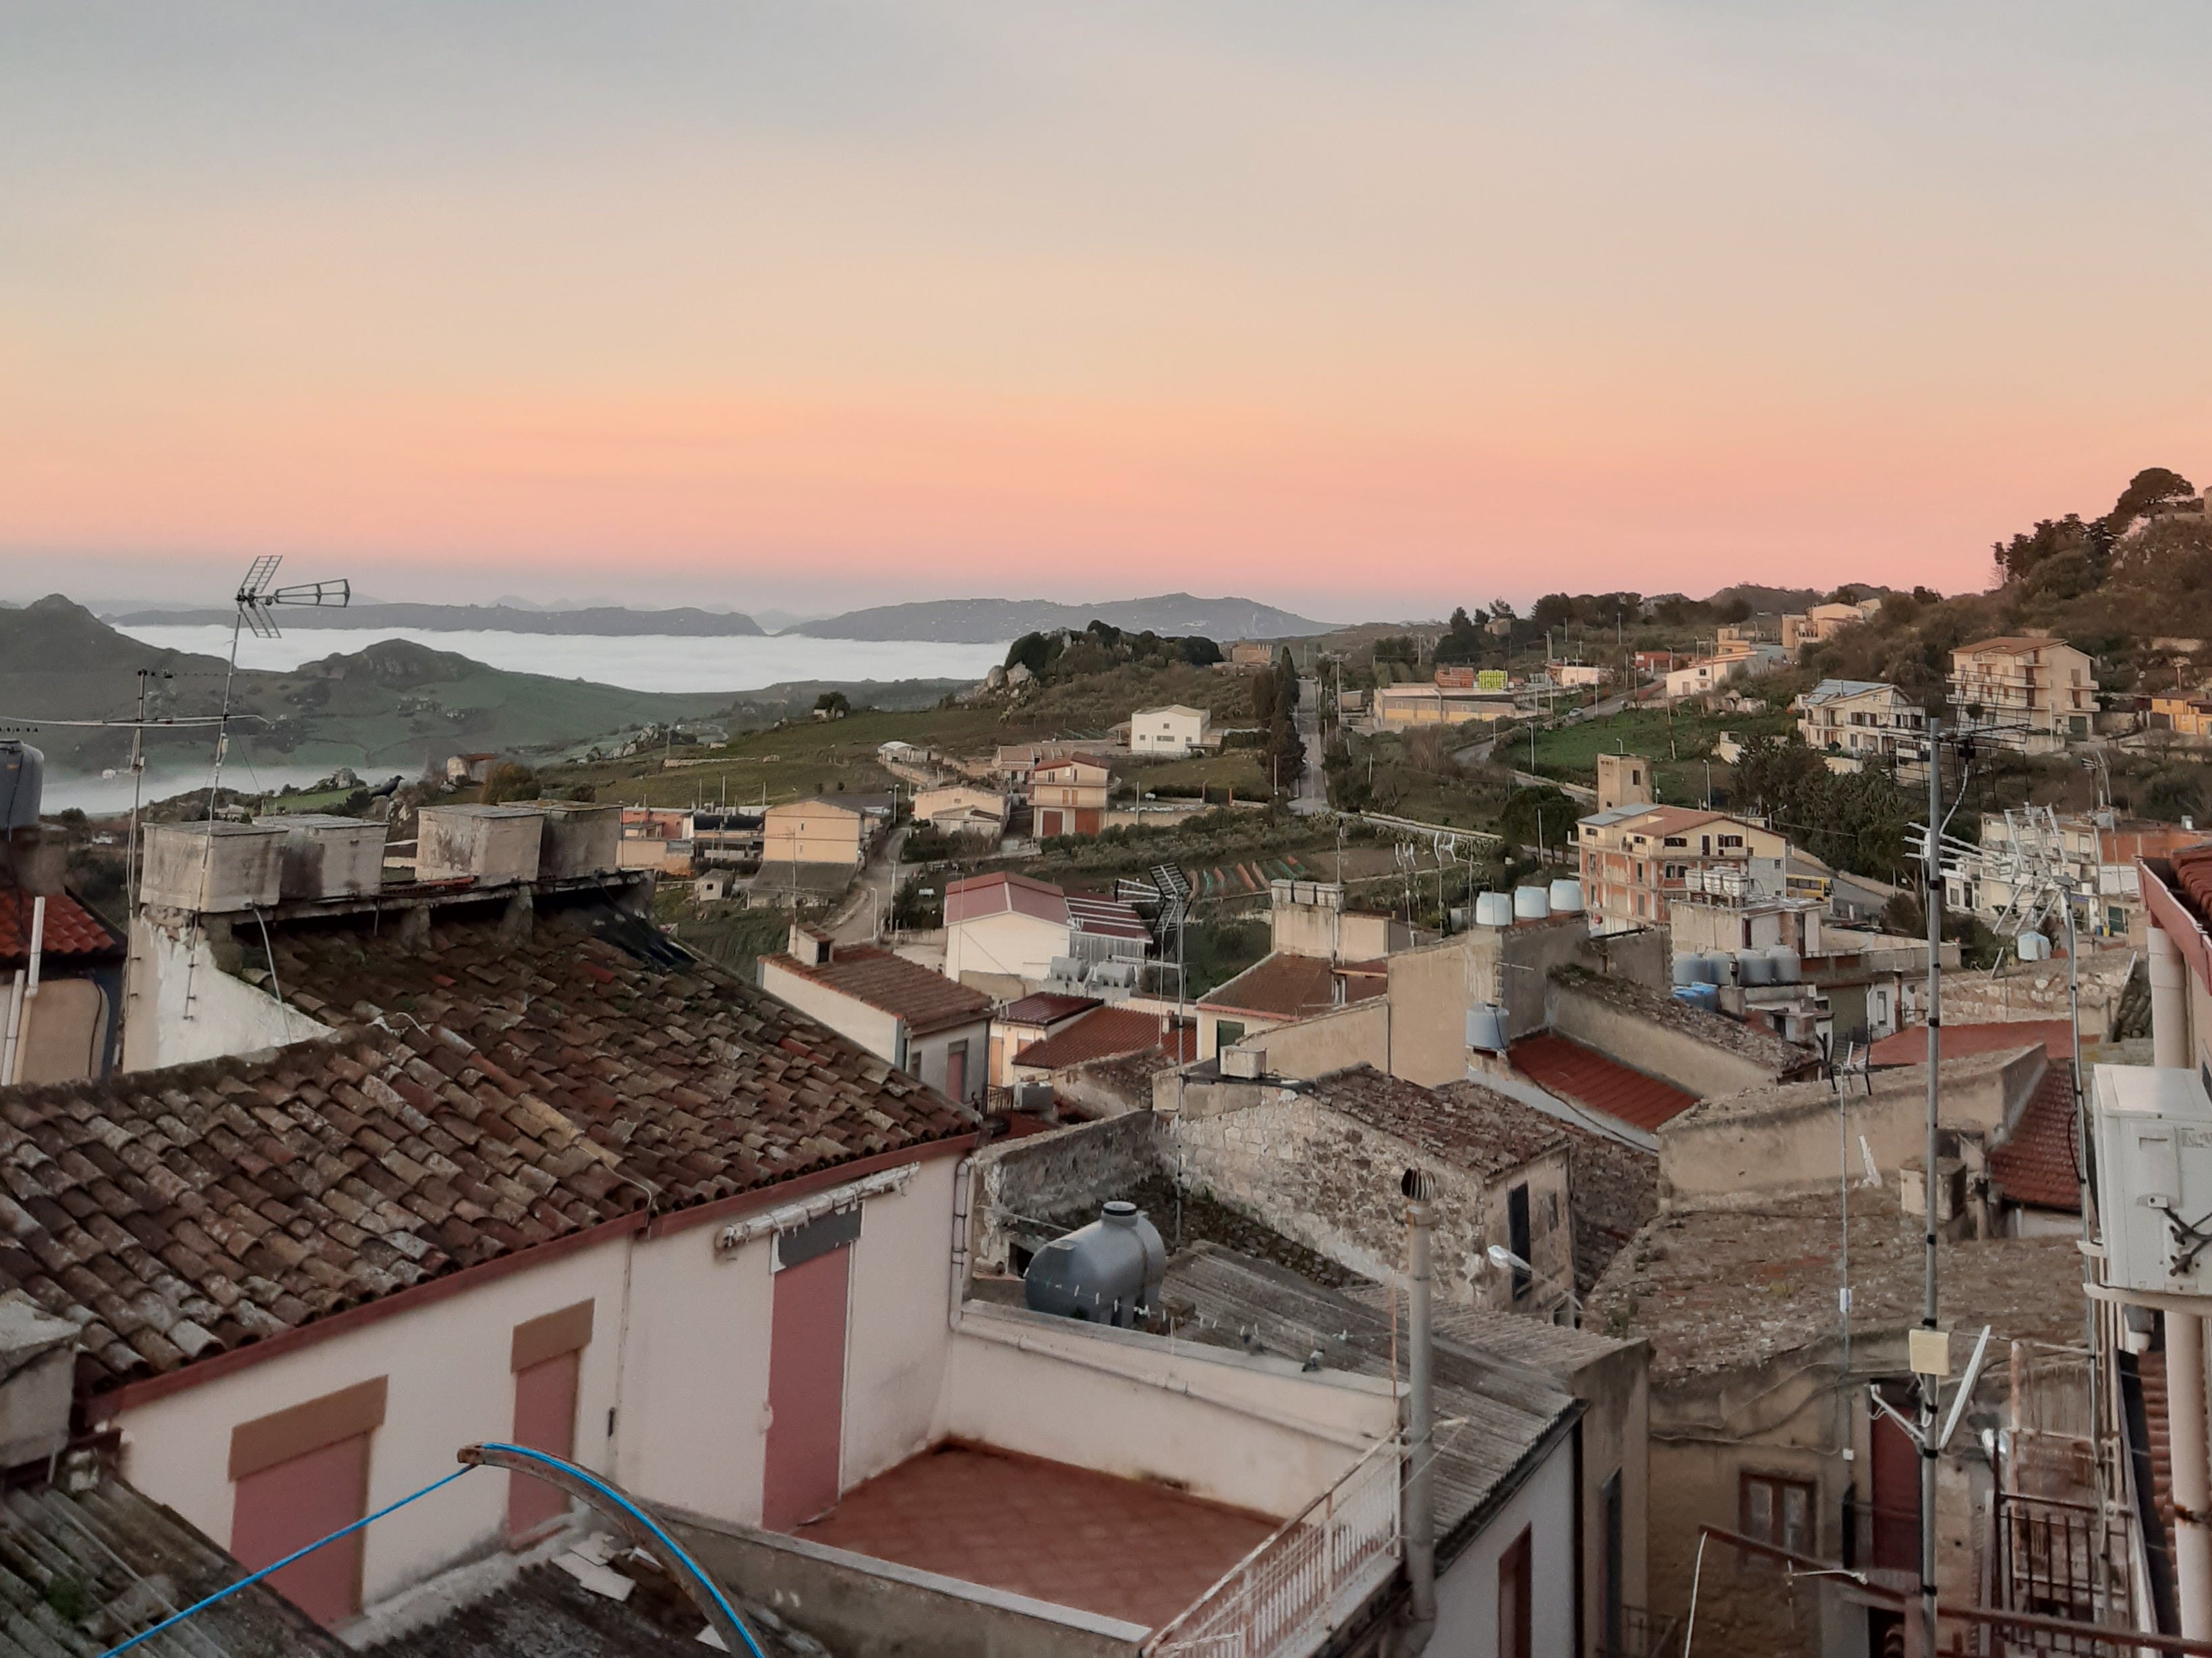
508, 1350, 581, 1539
945, 1040, 967, 1103
231, 1434, 370, 1626
1871, 1394, 1920, 1572
1497, 1524, 1532, 1658
763, 1241, 851, 1529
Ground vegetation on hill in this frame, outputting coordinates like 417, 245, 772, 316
1003, 619, 1222, 680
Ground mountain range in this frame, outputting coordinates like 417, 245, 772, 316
792, 592, 1333, 641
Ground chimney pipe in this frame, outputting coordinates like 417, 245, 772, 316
1400, 1167, 1438, 1651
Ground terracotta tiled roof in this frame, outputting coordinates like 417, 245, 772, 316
1990, 1059, 2082, 1213
0, 886, 122, 963
1011, 1008, 1196, 1072
763, 944, 992, 1035
1312, 1066, 1565, 1178
1198, 952, 1384, 1022
1868, 1020, 2075, 1066
0, 894, 973, 1396
1508, 1033, 1697, 1133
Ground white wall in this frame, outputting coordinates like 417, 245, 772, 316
758, 963, 904, 1068
117, 1236, 633, 1607
1432, 1432, 1578, 1657
910, 1019, 990, 1104
946, 911, 1064, 985
939, 1303, 1393, 1519
123, 917, 330, 1073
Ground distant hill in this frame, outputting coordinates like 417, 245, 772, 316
0, 598, 955, 783
100, 601, 765, 637
794, 592, 1334, 642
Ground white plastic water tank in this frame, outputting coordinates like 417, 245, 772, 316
1474, 892, 1515, 928
1465, 1004, 1509, 1054
1765, 944, 1802, 983
1513, 886, 1551, 921
2017, 931, 2051, 962
1547, 878, 1585, 914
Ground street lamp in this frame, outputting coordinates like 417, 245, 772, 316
1484, 1244, 1582, 1317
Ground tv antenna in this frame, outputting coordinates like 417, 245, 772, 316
205, 556, 350, 818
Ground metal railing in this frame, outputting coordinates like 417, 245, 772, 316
1993, 1490, 2136, 1647
1143, 1438, 1402, 1658
1598, 1605, 1681, 1658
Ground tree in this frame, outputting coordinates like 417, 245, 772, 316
2106, 466, 2195, 532
1433, 607, 1485, 666
1714, 595, 1753, 625
1531, 593, 1575, 629
1499, 784, 1574, 859
813, 691, 850, 718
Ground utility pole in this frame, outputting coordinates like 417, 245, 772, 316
1919, 720, 1943, 1658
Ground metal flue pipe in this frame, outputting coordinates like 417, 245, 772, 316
1401, 1167, 1438, 1651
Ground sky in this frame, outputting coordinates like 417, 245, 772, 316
4, 2, 2210, 623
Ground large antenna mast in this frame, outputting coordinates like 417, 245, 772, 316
204, 557, 350, 820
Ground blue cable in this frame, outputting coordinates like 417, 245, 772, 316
96, 1446, 767, 1658
473, 1442, 769, 1658
97, 1465, 478, 1657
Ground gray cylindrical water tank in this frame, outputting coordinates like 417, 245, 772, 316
1695, 951, 1729, 985
1474, 892, 1515, 928
1465, 1003, 1509, 1054
1547, 878, 1585, 915
0, 743, 42, 832
1765, 944, 1801, 983
1024, 1201, 1167, 1329
1736, 948, 1773, 987
1672, 953, 1704, 988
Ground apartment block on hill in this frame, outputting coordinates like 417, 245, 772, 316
1792, 678, 1926, 771
1027, 756, 1110, 837
1575, 804, 1793, 934
1948, 635, 2097, 753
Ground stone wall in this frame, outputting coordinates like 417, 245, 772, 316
1940, 948, 2138, 1041
967, 1112, 1164, 1277
1168, 1081, 1575, 1313
1547, 977, 1785, 1099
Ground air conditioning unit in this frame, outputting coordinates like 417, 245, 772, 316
2094, 1066, 2212, 1296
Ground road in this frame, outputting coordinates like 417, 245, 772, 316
1290, 677, 1329, 815
829, 826, 908, 946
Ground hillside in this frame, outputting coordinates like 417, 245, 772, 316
795, 592, 1333, 642
2, 597, 956, 780
101, 601, 764, 636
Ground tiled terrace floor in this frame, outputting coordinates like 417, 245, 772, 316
792, 1441, 1279, 1629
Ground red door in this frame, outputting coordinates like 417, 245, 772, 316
231, 1434, 370, 1626
945, 1043, 966, 1103
508, 1350, 581, 1539
763, 1245, 850, 1530
1871, 1403, 1920, 1572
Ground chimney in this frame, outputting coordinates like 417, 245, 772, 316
1400, 1168, 1437, 1644
790, 923, 833, 967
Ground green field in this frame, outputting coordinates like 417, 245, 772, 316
1527, 704, 1795, 804
1117, 750, 1272, 799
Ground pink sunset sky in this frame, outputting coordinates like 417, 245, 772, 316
4, 3, 2209, 623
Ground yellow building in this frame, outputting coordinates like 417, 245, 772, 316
1372, 683, 1515, 728
761, 797, 869, 867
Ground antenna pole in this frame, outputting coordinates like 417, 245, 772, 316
1919, 719, 1942, 1658
205, 604, 243, 823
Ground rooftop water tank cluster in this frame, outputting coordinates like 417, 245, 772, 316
1023, 1201, 1166, 1330
1472, 878, 1583, 928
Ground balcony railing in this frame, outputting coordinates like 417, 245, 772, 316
1143, 1438, 1401, 1658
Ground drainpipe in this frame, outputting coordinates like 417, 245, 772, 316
3, 896, 39, 1087
1399, 1168, 1438, 1655
2172, 1307, 2212, 1638
2150, 923, 2188, 1070
0, 970, 22, 1088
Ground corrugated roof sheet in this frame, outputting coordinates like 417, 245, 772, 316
763, 945, 992, 1035
0, 1474, 348, 1656
0, 894, 973, 1396
1507, 1034, 1697, 1133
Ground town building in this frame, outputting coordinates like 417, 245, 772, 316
444, 752, 498, 787
1227, 641, 1277, 668
759, 797, 874, 867
1007, 1003, 1196, 1091
1194, 951, 1388, 1060
1948, 635, 2098, 752
1266, 878, 1415, 963
1127, 704, 1214, 757
941, 870, 1151, 996
689, 807, 765, 868
2148, 691, 2212, 741
1946, 809, 2208, 945
618, 806, 695, 876
2, 875, 125, 1085
1575, 805, 1794, 934
987, 990, 1097, 1087
1594, 751, 1654, 813
1550, 662, 1611, 688
1027, 757, 1110, 838
2145, 840, 2212, 1082
1793, 678, 1927, 769
759, 925, 994, 1105
1372, 682, 1515, 728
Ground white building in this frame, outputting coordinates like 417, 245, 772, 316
941, 870, 1151, 994
1793, 679, 1926, 770
1129, 704, 1213, 757
759, 925, 994, 1102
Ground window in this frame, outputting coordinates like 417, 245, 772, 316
1720, 834, 1743, 849
1214, 1019, 1245, 1056
1741, 1470, 1816, 1560
1498, 1525, 1532, 1658
1507, 1184, 1532, 1301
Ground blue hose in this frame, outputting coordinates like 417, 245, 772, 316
97, 1465, 477, 1656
